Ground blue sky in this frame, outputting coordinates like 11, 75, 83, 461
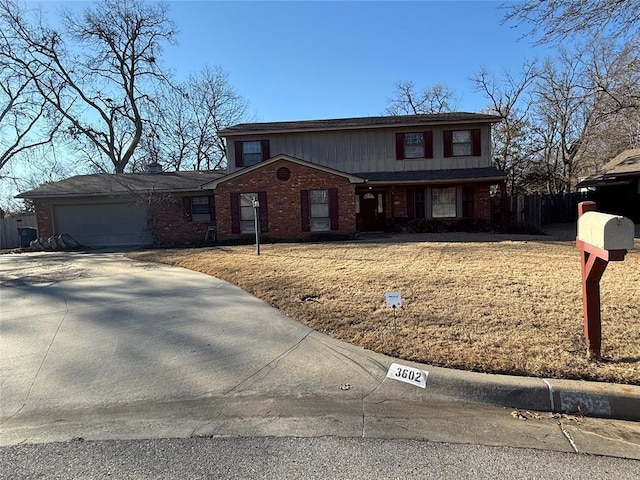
34, 1, 551, 121
161, 0, 549, 121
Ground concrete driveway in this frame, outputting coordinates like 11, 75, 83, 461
2, 251, 640, 460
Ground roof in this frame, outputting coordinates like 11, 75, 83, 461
355, 167, 506, 185
17, 170, 226, 199
201, 154, 366, 189
599, 148, 640, 175
576, 149, 640, 189
219, 112, 502, 137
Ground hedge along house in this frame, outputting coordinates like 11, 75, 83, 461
16, 169, 225, 247
219, 113, 507, 234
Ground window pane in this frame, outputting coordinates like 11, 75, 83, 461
452, 130, 471, 142
191, 196, 210, 215
310, 218, 330, 232
309, 189, 329, 204
404, 132, 424, 158
452, 130, 472, 156
310, 203, 329, 218
240, 193, 257, 208
240, 220, 254, 234
240, 206, 255, 222
432, 187, 456, 218
242, 141, 262, 166
452, 143, 472, 156
242, 141, 262, 154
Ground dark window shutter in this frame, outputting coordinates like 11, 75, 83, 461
234, 141, 243, 167
329, 188, 339, 230
230, 193, 240, 234
261, 140, 270, 161
407, 189, 415, 219
300, 190, 310, 232
258, 191, 268, 233
472, 128, 481, 156
183, 196, 192, 221
208, 195, 216, 222
443, 130, 453, 158
395, 133, 405, 160
423, 131, 433, 158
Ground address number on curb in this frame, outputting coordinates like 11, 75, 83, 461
386, 363, 428, 389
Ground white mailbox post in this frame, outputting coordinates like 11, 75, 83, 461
576, 201, 634, 360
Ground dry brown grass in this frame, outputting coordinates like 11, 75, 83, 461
129, 232, 640, 384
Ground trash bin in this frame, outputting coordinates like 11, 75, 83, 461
18, 227, 38, 248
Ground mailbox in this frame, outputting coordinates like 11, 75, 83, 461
576, 202, 634, 360
577, 211, 634, 251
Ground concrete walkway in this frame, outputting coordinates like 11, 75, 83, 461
1, 252, 639, 458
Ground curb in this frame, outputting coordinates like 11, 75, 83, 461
383, 361, 640, 422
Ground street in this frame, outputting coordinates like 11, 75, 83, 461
2, 436, 639, 480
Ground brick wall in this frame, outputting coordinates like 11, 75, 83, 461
149, 193, 215, 245
473, 183, 492, 221
214, 159, 357, 240
33, 200, 53, 237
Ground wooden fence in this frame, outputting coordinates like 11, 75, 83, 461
492, 192, 588, 229
0, 215, 37, 249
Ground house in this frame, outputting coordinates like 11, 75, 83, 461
217, 113, 505, 238
18, 113, 506, 247
577, 148, 640, 223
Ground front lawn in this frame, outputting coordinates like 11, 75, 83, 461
129, 231, 640, 384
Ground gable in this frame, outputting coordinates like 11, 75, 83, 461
202, 154, 365, 189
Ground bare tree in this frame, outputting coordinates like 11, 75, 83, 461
0, 0, 176, 173
0, 15, 61, 173
502, 0, 640, 44
142, 65, 250, 171
385, 81, 457, 115
529, 49, 598, 193
472, 61, 539, 194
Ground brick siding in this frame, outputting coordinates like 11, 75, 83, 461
214, 159, 357, 240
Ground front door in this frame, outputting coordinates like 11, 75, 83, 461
358, 192, 386, 231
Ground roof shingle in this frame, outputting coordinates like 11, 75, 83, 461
219, 113, 502, 136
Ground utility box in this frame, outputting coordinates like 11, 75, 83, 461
577, 211, 635, 251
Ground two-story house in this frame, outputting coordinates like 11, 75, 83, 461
211, 113, 505, 240
18, 113, 506, 247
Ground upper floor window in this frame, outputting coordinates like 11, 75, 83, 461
396, 132, 433, 160
443, 129, 481, 157
234, 140, 270, 167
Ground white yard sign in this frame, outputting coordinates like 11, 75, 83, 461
386, 362, 428, 389
385, 292, 402, 308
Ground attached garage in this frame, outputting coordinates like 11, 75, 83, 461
17, 170, 227, 248
52, 202, 152, 247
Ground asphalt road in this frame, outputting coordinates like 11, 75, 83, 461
2, 436, 640, 480
1, 251, 640, 464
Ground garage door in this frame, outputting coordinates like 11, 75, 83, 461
53, 203, 153, 247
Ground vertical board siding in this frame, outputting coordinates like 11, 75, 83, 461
227, 124, 493, 174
